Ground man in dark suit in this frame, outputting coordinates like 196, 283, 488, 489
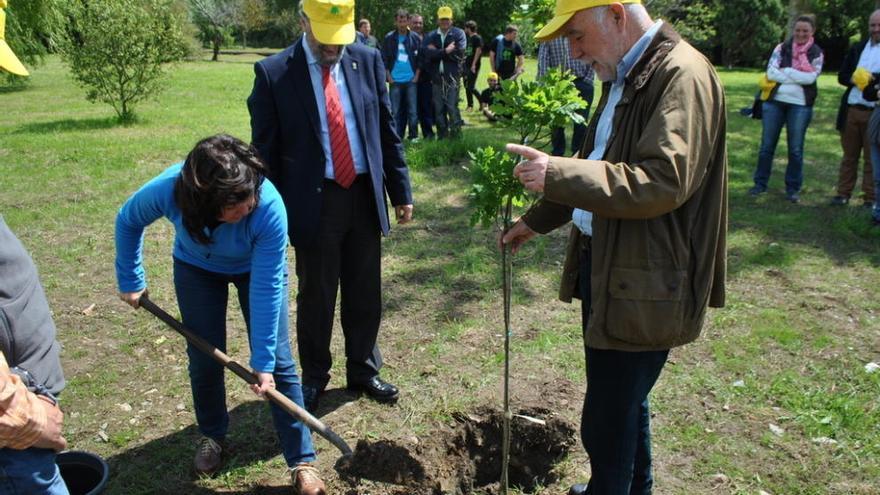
247, 0, 413, 413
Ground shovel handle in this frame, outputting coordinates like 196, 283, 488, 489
138, 296, 353, 456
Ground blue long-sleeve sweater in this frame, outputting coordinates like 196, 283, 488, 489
114, 163, 288, 373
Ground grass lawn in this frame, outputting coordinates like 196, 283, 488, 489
1, 51, 878, 495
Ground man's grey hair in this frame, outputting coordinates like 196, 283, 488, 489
591, 3, 650, 27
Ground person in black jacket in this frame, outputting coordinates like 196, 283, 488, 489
422, 6, 466, 139
831, 10, 880, 207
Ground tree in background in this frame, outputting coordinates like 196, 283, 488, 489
461, 0, 520, 52
2, 0, 64, 83
239, 0, 268, 48
809, 0, 877, 69
61, 0, 188, 122
646, 0, 717, 55
189, 0, 239, 61
717, 0, 786, 67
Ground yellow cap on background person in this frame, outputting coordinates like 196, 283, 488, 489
534, 0, 641, 41
437, 6, 453, 20
488, 72, 499, 81
0, 0, 29, 76
303, 0, 356, 45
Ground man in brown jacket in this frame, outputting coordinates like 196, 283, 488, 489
502, 1, 727, 494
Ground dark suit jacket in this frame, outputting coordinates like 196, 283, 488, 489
248, 39, 413, 248
422, 27, 467, 81
836, 39, 869, 132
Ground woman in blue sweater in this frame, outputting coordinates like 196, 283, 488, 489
115, 135, 324, 494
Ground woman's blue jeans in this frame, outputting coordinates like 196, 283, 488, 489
173, 259, 315, 466
753, 100, 813, 194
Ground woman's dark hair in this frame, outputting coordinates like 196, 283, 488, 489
174, 134, 266, 244
794, 14, 816, 31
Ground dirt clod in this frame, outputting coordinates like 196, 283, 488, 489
335, 406, 576, 494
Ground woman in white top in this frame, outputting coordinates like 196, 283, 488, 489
750, 15, 824, 203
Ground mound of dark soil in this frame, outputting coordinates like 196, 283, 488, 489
335, 406, 576, 494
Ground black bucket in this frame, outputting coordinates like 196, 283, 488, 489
56, 450, 109, 495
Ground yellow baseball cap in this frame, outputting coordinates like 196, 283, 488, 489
437, 6, 453, 19
488, 72, 499, 81
535, 0, 641, 41
303, 0, 356, 45
0, 7, 28, 76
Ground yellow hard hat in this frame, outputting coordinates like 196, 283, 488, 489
0, 4, 29, 76
303, 0, 356, 45
437, 6, 453, 19
535, 0, 641, 41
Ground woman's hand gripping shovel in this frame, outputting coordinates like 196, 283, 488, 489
137, 295, 353, 457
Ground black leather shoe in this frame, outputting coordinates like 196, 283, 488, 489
347, 376, 399, 403
568, 483, 588, 495
301, 385, 321, 413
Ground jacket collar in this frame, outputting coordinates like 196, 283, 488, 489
290, 39, 322, 143
626, 23, 681, 91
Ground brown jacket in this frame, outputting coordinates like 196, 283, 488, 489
522, 24, 727, 352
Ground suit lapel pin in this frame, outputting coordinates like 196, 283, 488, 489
352, 61, 358, 71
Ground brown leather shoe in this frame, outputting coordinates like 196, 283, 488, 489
291, 463, 326, 495
194, 436, 223, 475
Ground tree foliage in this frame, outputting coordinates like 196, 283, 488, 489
239, 0, 269, 48
460, 0, 520, 51
717, 0, 786, 66
189, 0, 239, 60
2, 0, 64, 81
60, 0, 188, 122
468, 68, 587, 228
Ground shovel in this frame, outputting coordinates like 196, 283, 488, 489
138, 295, 353, 457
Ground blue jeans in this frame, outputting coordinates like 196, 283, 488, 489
753, 100, 813, 194
581, 346, 668, 495
432, 76, 462, 138
0, 448, 69, 495
577, 240, 667, 494
869, 137, 880, 220
417, 79, 434, 138
389, 82, 418, 140
173, 259, 316, 467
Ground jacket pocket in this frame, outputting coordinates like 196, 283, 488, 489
604, 267, 686, 347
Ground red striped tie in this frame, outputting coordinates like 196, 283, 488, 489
321, 66, 356, 189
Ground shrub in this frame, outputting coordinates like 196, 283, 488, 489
60, 0, 188, 122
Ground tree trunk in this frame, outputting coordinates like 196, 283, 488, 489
212, 36, 221, 61
788, 0, 811, 36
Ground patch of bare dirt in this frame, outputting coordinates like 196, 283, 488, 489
331, 406, 576, 495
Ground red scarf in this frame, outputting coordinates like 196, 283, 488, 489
791, 37, 815, 73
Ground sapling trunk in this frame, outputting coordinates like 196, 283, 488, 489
500, 196, 513, 495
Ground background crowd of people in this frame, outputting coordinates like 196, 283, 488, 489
749, 9, 880, 227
